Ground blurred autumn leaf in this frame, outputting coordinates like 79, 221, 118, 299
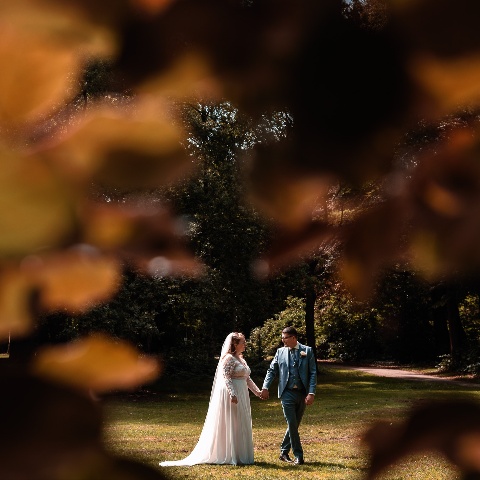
362, 399, 480, 479
32, 334, 161, 393
0, 250, 122, 340
37, 100, 192, 190
0, 26, 79, 129
0, 147, 76, 257
24, 248, 122, 313
0, 0, 119, 132
0, 266, 35, 339
339, 124, 480, 299
79, 200, 205, 276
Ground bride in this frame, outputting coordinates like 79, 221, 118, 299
159, 332, 262, 466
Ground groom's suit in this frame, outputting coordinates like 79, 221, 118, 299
262, 342, 316, 460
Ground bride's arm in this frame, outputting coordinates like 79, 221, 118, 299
247, 376, 262, 397
222, 355, 237, 400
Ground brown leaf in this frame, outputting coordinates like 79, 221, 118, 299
362, 399, 480, 479
247, 148, 334, 230
143, 253, 205, 278
39, 100, 192, 189
405, 127, 480, 279
338, 200, 408, 300
80, 200, 205, 277
409, 53, 480, 117
80, 202, 146, 249
81, 198, 186, 248
130, 0, 177, 16
389, 0, 480, 117
0, 1, 118, 55
138, 52, 222, 103
0, 266, 35, 339
32, 333, 162, 392
336, 126, 480, 296
41, 0, 135, 28
0, 367, 169, 479
390, 0, 480, 55
21, 247, 122, 313
0, 148, 76, 257
253, 221, 334, 278
112, 0, 251, 89
0, 22, 82, 128
455, 432, 480, 473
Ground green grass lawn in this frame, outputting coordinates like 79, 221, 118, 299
102, 364, 480, 480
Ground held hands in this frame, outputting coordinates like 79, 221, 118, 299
260, 389, 269, 400
231, 395, 238, 404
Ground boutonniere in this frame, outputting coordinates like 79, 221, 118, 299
300, 351, 307, 357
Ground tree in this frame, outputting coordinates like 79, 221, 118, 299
159, 102, 297, 340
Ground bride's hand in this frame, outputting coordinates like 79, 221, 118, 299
231, 396, 238, 404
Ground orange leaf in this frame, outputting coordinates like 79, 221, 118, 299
0, 149, 76, 257
40, 100, 192, 189
0, 266, 34, 339
32, 334, 162, 392
22, 248, 122, 313
130, 0, 175, 15
0, 26, 80, 128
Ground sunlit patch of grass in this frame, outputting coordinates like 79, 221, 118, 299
374, 453, 460, 480
103, 365, 480, 480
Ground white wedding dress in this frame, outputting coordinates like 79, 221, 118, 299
160, 339, 261, 466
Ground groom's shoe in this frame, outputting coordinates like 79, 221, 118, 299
294, 457, 304, 465
279, 453, 293, 463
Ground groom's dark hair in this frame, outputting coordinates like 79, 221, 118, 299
283, 326, 298, 337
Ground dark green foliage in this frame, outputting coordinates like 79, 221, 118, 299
438, 293, 480, 374
315, 268, 440, 364
248, 296, 307, 362
316, 290, 382, 362
342, 0, 389, 32
373, 268, 437, 363
76, 59, 128, 104
38, 270, 163, 353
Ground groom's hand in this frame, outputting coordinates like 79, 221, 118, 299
305, 393, 314, 406
261, 389, 269, 400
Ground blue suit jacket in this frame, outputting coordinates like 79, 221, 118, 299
262, 343, 317, 398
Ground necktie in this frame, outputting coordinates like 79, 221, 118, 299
290, 348, 297, 363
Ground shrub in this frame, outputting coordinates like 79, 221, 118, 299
247, 296, 306, 361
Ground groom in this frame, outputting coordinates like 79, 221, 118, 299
261, 326, 316, 465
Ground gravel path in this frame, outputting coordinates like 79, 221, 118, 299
327, 363, 480, 388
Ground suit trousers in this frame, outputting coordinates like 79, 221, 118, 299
280, 388, 306, 459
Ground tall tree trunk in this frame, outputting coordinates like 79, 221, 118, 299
431, 309, 451, 356
446, 287, 468, 361
305, 260, 318, 359
430, 286, 451, 356
305, 286, 317, 359
431, 283, 468, 363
